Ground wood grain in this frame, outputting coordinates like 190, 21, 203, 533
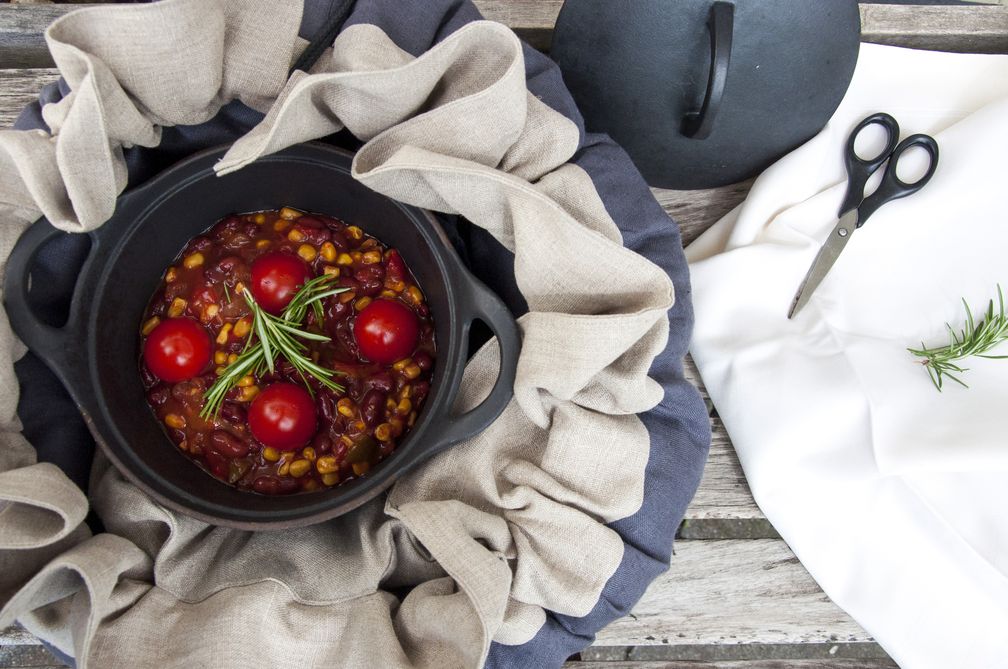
565, 662, 897, 668
596, 540, 872, 648
1, 3, 1007, 67
0, 67, 57, 128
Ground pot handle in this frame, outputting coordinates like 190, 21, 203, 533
426, 276, 521, 455
3, 218, 91, 388
681, 1, 734, 140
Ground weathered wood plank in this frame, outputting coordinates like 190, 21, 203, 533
566, 661, 896, 668
653, 181, 753, 247
595, 540, 873, 648
1, 3, 1007, 67
685, 417, 763, 523
0, 68, 57, 128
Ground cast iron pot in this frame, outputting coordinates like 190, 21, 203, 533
4, 142, 521, 530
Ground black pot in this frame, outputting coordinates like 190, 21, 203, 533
4, 142, 521, 530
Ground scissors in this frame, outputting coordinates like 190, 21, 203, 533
787, 112, 940, 319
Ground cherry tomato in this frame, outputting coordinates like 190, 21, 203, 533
249, 252, 312, 315
143, 317, 212, 383
353, 299, 420, 364
248, 382, 318, 450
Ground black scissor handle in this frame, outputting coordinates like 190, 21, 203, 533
840, 112, 901, 216
856, 133, 939, 226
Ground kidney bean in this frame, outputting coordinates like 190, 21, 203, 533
224, 234, 252, 250
188, 236, 214, 253
311, 432, 334, 455
386, 250, 406, 282
354, 265, 386, 284
365, 372, 394, 394
360, 279, 384, 297
147, 385, 170, 406
414, 351, 433, 372
360, 389, 386, 427
252, 476, 279, 495
413, 380, 430, 405
317, 391, 338, 424
206, 256, 245, 283
220, 401, 247, 426
211, 430, 250, 458
276, 477, 299, 494
204, 449, 229, 479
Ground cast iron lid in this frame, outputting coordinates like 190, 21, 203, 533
551, 0, 861, 189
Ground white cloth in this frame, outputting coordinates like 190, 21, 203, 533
687, 43, 1008, 669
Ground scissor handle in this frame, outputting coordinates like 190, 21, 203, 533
856, 133, 939, 226
840, 112, 901, 216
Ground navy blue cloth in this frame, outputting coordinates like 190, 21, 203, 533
11, 1, 710, 666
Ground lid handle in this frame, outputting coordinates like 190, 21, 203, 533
681, 1, 734, 140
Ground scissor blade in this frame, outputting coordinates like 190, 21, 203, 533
787, 211, 859, 319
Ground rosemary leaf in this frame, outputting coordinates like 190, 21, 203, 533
200, 275, 348, 418
908, 284, 1008, 391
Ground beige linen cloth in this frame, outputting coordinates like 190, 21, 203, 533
0, 1, 674, 666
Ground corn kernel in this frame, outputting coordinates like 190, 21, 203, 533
287, 228, 306, 243
141, 316, 161, 336
340, 435, 354, 448
235, 282, 246, 295
386, 279, 406, 293
239, 385, 259, 402
216, 323, 232, 345
253, 213, 266, 224
397, 398, 412, 415
213, 352, 226, 366
277, 461, 290, 476
183, 252, 204, 269
350, 251, 363, 263
227, 353, 239, 364
390, 417, 404, 435
215, 366, 227, 376
406, 286, 424, 305
361, 238, 378, 250
204, 304, 219, 319
403, 364, 422, 380
279, 207, 303, 221
233, 317, 251, 338
165, 267, 178, 283
164, 414, 186, 429
321, 472, 340, 486
407, 411, 417, 427
301, 447, 317, 461
353, 420, 366, 433
346, 226, 363, 240
256, 239, 271, 251
273, 219, 291, 231
323, 265, 340, 277
399, 388, 412, 403
297, 244, 317, 262
392, 359, 411, 372
375, 423, 392, 441
178, 439, 189, 452
289, 459, 311, 478
386, 398, 397, 411
336, 253, 353, 266
379, 290, 396, 299
337, 398, 356, 418
338, 291, 356, 304
352, 461, 371, 476
167, 297, 187, 318
320, 242, 337, 262
237, 375, 255, 388
262, 447, 280, 462
354, 296, 372, 311
316, 456, 339, 474
302, 479, 319, 491
362, 250, 382, 265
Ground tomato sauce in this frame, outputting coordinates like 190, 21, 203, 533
139, 208, 436, 494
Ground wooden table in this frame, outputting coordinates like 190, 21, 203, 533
1, 3, 1006, 668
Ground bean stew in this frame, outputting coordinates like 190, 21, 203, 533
139, 207, 436, 495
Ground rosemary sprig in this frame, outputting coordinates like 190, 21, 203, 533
907, 284, 1008, 391
200, 276, 348, 419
